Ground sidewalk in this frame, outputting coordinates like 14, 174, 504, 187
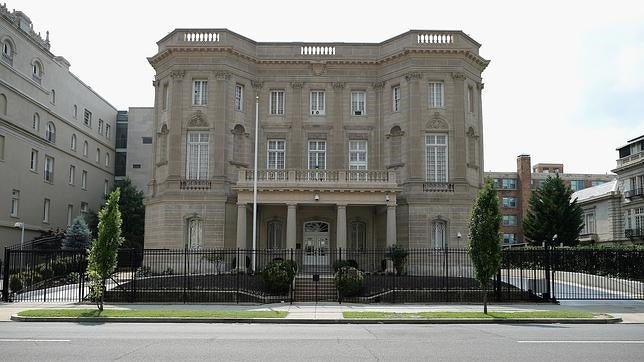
2, 301, 643, 323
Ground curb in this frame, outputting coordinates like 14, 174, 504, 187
10, 315, 622, 324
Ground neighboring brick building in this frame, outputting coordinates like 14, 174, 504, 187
485, 155, 615, 246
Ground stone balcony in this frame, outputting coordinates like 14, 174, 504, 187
616, 150, 644, 170
234, 169, 399, 193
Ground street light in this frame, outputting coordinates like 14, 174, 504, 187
13, 222, 25, 273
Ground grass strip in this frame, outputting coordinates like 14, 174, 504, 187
343, 311, 599, 319
18, 309, 287, 319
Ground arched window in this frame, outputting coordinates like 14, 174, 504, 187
432, 219, 447, 249
71, 134, 77, 151
33, 113, 40, 130
83, 141, 88, 157
32, 60, 43, 84
45, 122, 56, 143
232, 124, 246, 164
267, 220, 283, 249
0, 93, 6, 115
350, 221, 367, 251
50, 89, 55, 104
187, 217, 202, 249
2, 39, 13, 65
105, 152, 110, 167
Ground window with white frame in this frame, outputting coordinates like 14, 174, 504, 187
503, 233, 516, 244
98, 119, 104, 135
11, 189, 19, 217
83, 141, 88, 157
267, 140, 286, 169
46, 122, 56, 143
81, 202, 88, 214
584, 212, 596, 234
502, 178, 517, 190
67, 204, 73, 226
428, 81, 444, 108
432, 220, 447, 249
44, 156, 54, 182
186, 132, 209, 179
502, 215, 518, 226
351, 91, 366, 116
392, 86, 401, 112
310, 90, 325, 115
193, 80, 208, 106
634, 207, 644, 231
187, 217, 202, 249
84, 109, 92, 127
270, 90, 285, 115
43, 198, 50, 223
234, 84, 244, 111
71, 134, 77, 151
350, 221, 367, 251
308, 140, 326, 169
81, 170, 87, 190
425, 134, 448, 182
30, 149, 38, 171
69, 165, 75, 185
33, 113, 40, 131
267, 220, 282, 249
502, 197, 517, 208
349, 140, 368, 170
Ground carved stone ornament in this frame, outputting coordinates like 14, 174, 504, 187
426, 116, 449, 130
159, 123, 169, 135
451, 72, 466, 80
476, 82, 484, 90
311, 62, 327, 76
215, 71, 231, 81
405, 72, 423, 81
332, 82, 345, 89
466, 126, 478, 138
188, 110, 209, 128
290, 81, 304, 89
372, 81, 385, 90
170, 70, 185, 79
251, 80, 264, 89
152, 80, 161, 87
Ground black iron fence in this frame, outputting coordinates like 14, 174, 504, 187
3, 247, 643, 303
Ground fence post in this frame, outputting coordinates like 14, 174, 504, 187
2, 249, 9, 302
183, 247, 187, 304
544, 242, 552, 302
445, 248, 449, 302
235, 248, 239, 304
130, 249, 136, 303
495, 270, 501, 302
289, 248, 294, 305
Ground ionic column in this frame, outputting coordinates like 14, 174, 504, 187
337, 204, 347, 252
286, 203, 297, 250
386, 205, 396, 247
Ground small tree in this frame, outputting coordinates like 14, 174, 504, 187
113, 178, 146, 250
62, 216, 91, 250
523, 175, 583, 246
86, 189, 123, 311
386, 244, 409, 276
469, 178, 502, 314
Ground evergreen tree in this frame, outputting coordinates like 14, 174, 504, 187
61, 216, 91, 250
523, 175, 583, 246
86, 188, 123, 311
469, 178, 502, 314
114, 178, 145, 249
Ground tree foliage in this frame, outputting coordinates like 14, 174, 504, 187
62, 216, 91, 250
113, 178, 146, 250
469, 178, 502, 314
86, 188, 123, 310
523, 175, 583, 246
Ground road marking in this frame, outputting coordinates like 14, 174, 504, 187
0, 339, 70, 342
518, 341, 644, 344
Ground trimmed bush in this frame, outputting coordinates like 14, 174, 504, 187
334, 266, 364, 298
262, 260, 297, 295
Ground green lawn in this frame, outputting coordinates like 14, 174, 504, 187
343, 311, 599, 319
18, 309, 287, 319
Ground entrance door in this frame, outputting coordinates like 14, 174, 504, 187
303, 221, 330, 267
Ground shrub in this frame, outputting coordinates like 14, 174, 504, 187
386, 244, 408, 275
9, 275, 23, 292
262, 260, 296, 295
332, 260, 351, 273
162, 267, 174, 276
334, 266, 364, 298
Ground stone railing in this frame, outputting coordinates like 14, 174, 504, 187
616, 151, 644, 168
416, 33, 454, 44
300, 45, 336, 56
182, 31, 220, 42
422, 182, 455, 192
180, 178, 212, 190
237, 169, 396, 188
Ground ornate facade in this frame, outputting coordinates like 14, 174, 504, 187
145, 29, 489, 264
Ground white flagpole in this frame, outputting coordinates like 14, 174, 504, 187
252, 96, 259, 272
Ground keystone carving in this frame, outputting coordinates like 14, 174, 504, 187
332, 82, 345, 89
188, 110, 209, 128
290, 81, 304, 89
405, 72, 423, 81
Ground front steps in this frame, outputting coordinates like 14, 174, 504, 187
294, 275, 337, 302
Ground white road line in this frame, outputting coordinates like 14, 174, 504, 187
517, 341, 644, 344
0, 339, 70, 342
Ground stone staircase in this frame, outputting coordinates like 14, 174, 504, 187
293, 275, 337, 302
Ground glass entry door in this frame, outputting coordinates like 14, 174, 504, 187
303, 221, 330, 267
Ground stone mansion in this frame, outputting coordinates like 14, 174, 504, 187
144, 29, 489, 264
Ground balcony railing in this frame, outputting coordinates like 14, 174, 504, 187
236, 169, 397, 189
180, 178, 212, 190
624, 188, 644, 199
616, 151, 644, 168
422, 182, 455, 192
625, 228, 644, 238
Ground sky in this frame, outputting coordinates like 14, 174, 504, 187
11, 0, 644, 174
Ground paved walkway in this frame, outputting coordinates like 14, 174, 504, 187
2, 300, 644, 323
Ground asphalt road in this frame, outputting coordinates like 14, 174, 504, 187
1, 323, 643, 361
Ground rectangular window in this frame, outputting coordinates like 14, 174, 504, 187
44, 156, 54, 183
133, 164, 142, 169
69, 165, 75, 185
502, 197, 517, 208
115, 152, 127, 176
98, 119, 104, 135
142, 137, 153, 144
234, 84, 244, 111
584, 212, 596, 234
468, 86, 474, 113
186, 132, 209, 179
43, 198, 50, 223
428, 81, 444, 108
106, 124, 111, 140
67, 204, 74, 226
84, 109, 92, 127
310, 90, 325, 115
591, 180, 605, 187
81, 170, 87, 190
270, 90, 285, 115
351, 91, 366, 116
0, 134, 4, 160
502, 215, 518, 226
503, 233, 516, 244
267, 140, 286, 169
104, 180, 109, 196
392, 86, 401, 112
425, 134, 448, 182
571, 180, 585, 191
116, 123, 128, 148
502, 178, 517, 190
81, 202, 88, 214
308, 140, 326, 169
30, 149, 38, 171
193, 80, 208, 106
349, 140, 368, 170
11, 189, 19, 217
162, 83, 169, 111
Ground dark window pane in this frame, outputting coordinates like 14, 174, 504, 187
142, 137, 152, 144
115, 152, 127, 176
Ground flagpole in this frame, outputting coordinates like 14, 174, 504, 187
252, 95, 259, 272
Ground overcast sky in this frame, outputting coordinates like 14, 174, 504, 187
12, 0, 644, 174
